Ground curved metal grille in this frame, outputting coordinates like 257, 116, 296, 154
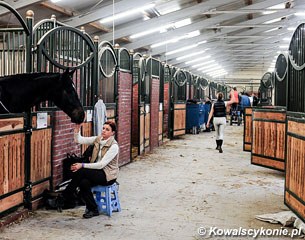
288, 23, 305, 112
275, 53, 287, 107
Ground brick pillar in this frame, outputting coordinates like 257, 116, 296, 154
52, 111, 79, 187
117, 71, 132, 166
150, 78, 160, 150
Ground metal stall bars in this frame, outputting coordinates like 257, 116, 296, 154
34, 18, 96, 192
258, 72, 273, 106
146, 56, 161, 151
163, 64, 171, 139
169, 68, 187, 139
0, 2, 32, 216
131, 53, 146, 156
275, 53, 288, 107
285, 23, 305, 223
98, 41, 118, 127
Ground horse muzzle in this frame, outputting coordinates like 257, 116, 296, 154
71, 108, 85, 124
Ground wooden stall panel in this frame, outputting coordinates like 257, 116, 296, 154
251, 110, 286, 171
144, 106, 150, 151
285, 117, 305, 222
173, 103, 186, 137
139, 106, 145, 154
81, 121, 93, 153
30, 129, 52, 182
0, 117, 24, 132
243, 107, 252, 151
158, 110, 163, 142
0, 133, 25, 195
0, 192, 23, 213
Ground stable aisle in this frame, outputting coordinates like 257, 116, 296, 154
1, 125, 294, 240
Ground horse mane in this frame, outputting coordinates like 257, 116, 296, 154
0, 72, 60, 83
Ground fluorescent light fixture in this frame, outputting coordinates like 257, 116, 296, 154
158, 5, 181, 15
165, 44, 198, 56
185, 55, 211, 65
131, 18, 192, 39
264, 28, 279, 33
203, 68, 225, 74
279, 45, 288, 49
283, 37, 291, 41
193, 60, 215, 68
174, 18, 192, 28
176, 50, 206, 61
100, 4, 155, 24
51, 0, 61, 2
287, 27, 295, 31
295, 12, 305, 17
197, 63, 220, 71
267, 3, 286, 9
151, 30, 200, 48
264, 17, 283, 24
197, 40, 207, 45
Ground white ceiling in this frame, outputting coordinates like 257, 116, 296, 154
2, 0, 305, 85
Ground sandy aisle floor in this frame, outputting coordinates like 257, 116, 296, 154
1, 125, 301, 240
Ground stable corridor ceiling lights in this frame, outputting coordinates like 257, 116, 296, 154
130, 18, 192, 39
263, 3, 286, 15
192, 60, 215, 68
50, 0, 61, 2
185, 55, 211, 65
176, 50, 207, 61
165, 40, 206, 56
165, 44, 197, 56
151, 30, 200, 48
100, 4, 155, 24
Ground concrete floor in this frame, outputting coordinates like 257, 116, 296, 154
0, 125, 300, 240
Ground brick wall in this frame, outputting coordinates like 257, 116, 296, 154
132, 83, 139, 146
150, 78, 160, 150
163, 82, 169, 138
52, 111, 79, 187
117, 71, 132, 166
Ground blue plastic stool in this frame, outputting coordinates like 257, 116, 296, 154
91, 183, 121, 216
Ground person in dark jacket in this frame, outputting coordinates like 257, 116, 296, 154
204, 97, 214, 132
207, 91, 235, 153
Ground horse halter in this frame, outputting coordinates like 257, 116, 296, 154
0, 99, 10, 113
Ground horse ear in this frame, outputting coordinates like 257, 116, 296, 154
69, 68, 76, 76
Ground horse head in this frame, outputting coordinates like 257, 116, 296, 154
52, 68, 85, 124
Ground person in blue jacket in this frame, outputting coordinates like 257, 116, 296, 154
239, 92, 251, 118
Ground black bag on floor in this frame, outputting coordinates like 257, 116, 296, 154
43, 189, 65, 212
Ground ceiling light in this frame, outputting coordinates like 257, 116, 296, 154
165, 44, 198, 56
197, 63, 220, 71
287, 27, 295, 31
294, 12, 305, 17
157, 5, 181, 15
279, 45, 289, 49
192, 60, 215, 68
174, 18, 192, 28
100, 4, 155, 24
176, 50, 207, 61
282, 37, 291, 41
51, 0, 61, 2
197, 40, 207, 45
264, 28, 279, 33
263, 17, 283, 24
267, 3, 286, 10
185, 55, 211, 65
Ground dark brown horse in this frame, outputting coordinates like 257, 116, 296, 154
0, 68, 85, 124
